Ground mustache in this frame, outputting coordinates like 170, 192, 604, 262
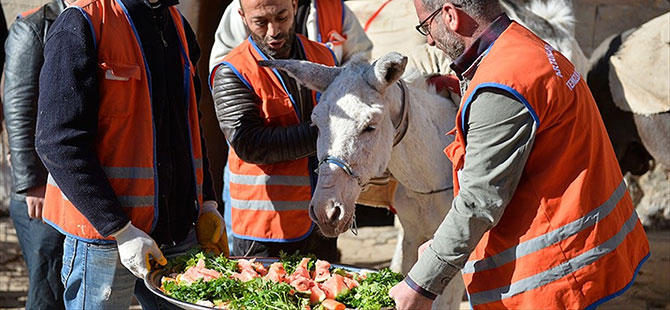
265, 32, 288, 42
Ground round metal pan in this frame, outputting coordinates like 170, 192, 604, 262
144, 256, 386, 310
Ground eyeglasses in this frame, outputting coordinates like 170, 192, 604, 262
414, 3, 462, 36
415, 8, 442, 36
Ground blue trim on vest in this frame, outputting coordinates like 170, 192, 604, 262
115, 0, 159, 232
232, 223, 314, 243
314, 0, 322, 43
216, 61, 254, 92
460, 82, 540, 137
249, 36, 301, 120
584, 252, 650, 310
325, 44, 339, 66
43, 218, 116, 244
172, 7, 201, 214
340, 0, 345, 27
68, 6, 97, 50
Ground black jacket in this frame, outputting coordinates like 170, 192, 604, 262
3, 0, 64, 201
211, 40, 318, 165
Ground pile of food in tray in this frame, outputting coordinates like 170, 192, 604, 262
157, 251, 404, 310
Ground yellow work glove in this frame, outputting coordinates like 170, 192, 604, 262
196, 201, 229, 257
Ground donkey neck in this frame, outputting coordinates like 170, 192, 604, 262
384, 80, 456, 194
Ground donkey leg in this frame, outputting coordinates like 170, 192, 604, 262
390, 217, 404, 272
391, 184, 428, 273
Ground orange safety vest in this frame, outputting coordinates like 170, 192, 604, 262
210, 35, 336, 242
314, 0, 345, 44
42, 0, 203, 242
444, 22, 649, 309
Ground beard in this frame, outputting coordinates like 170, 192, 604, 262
432, 19, 466, 61
250, 26, 296, 59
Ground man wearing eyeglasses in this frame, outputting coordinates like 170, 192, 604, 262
389, 0, 650, 309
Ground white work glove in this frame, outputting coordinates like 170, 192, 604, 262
196, 201, 229, 257
111, 221, 167, 278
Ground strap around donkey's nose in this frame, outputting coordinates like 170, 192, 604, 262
319, 156, 356, 177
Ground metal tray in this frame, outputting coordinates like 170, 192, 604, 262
144, 256, 383, 310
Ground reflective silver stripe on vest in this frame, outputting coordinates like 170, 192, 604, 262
48, 174, 153, 208
463, 179, 627, 274
47, 174, 69, 201
117, 195, 154, 207
102, 166, 153, 179
231, 198, 310, 211
469, 207, 640, 306
47, 174, 58, 187
230, 172, 311, 186
194, 158, 203, 169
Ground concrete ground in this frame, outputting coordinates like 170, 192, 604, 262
1, 215, 669, 309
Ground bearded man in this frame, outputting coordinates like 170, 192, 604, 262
389, 0, 650, 309
209, 0, 339, 260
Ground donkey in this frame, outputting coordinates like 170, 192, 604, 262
260, 53, 464, 308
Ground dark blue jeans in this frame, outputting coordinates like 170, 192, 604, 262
9, 198, 65, 310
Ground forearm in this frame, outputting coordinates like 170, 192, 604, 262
35, 11, 128, 236
408, 89, 537, 294
3, 20, 47, 192
212, 65, 317, 165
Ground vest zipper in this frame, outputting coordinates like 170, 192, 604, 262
159, 30, 168, 47
153, 7, 168, 47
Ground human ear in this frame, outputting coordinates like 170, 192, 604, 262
441, 3, 461, 33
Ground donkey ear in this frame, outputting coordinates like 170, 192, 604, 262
366, 52, 408, 92
259, 59, 341, 92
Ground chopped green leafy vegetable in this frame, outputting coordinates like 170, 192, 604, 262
336, 268, 404, 310
159, 251, 403, 309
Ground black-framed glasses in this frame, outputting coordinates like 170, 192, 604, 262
415, 8, 442, 36
415, 3, 462, 36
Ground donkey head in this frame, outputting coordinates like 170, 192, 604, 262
260, 52, 408, 237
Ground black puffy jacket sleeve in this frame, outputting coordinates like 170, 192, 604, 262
211, 64, 318, 165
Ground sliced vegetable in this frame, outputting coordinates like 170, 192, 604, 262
160, 249, 402, 310
321, 299, 346, 310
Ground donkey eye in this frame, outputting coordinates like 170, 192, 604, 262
363, 125, 377, 133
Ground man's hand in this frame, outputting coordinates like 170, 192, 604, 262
196, 201, 229, 257
112, 222, 166, 278
427, 74, 461, 96
389, 280, 435, 310
25, 185, 46, 219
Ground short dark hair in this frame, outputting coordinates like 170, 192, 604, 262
422, 0, 503, 22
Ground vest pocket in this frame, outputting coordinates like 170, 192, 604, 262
97, 61, 142, 117
99, 61, 141, 81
